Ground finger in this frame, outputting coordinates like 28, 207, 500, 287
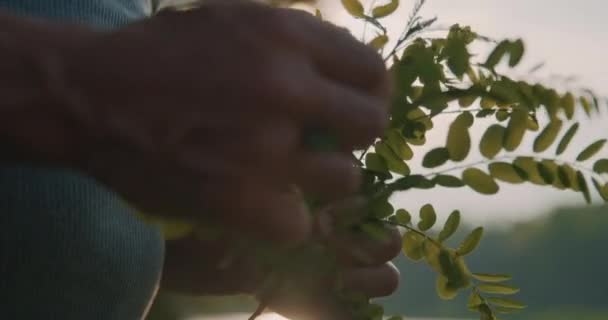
291, 151, 361, 200
202, 179, 312, 245
274, 9, 389, 95
163, 234, 265, 295
340, 262, 400, 298
329, 224, 402, 267
291, 75, 389, 149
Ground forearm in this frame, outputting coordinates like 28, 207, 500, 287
0, 11, 92, 166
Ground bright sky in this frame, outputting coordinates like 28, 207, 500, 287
318, 0, 608, 227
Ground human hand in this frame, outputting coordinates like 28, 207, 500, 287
161, 198, 402, 320
59, 0, 390, 244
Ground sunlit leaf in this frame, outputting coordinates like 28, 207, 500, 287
472, 273, 512, 283
503, 108, 528, 151
480, 125, 506, 159
372, 0, 399, 18
508, 39, 525, 67
593, 159, 608, 174
591, 178, 608, 201
387, 129, 414, 160
533, 120, 562, 153
402, 231, 425, 261
438, 210, 461, 242
396, 208, 411, 224
488, 162, 526, 184
423, 147, 450, 168
577, 171, 591, 204
376, 143, 411, 175
341, 0, 365, 17
468, 291, 483, 310
486, 297, 527, 309
418, 204, 437, 231
537, 162, 555, 184
477, 284, 520, 295
367, 34, 389, 50
556, 122, 579, 156
576, 139, 607, 161
365, 153, 389, 173
436, 275, 459, 300
457, 227, 484, 256
434, 174, 465, 188
562, 93, 575, 119
485, 40, 510, 69
462, 168, 499, 195
447, 112, 473, 161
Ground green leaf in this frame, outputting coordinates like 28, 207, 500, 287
468, 291, 483, 310
562, 93, 576, 119
533, 120, 562, 153
485, 40, 510, 69
480, 97, 496, 109
580, 96, 592, 116
593, 159, 608, 174
508, 39, 525, 67
445, 37, 470, 78
365, 153, 389, 173
577, 171, 591, 204
462, 168, 500, 195
477, 284, 520, 295
436, 275, 459, 300
423, 147, 450, 168
559, 164, 580, 191
340, 0, 365, 17
447, 112, 473, 161
576, 139, 607, 161
472, 273, 512, 283
395, 208, 411, 224
537, 162, 555, 184
418, 204, 437, 231
513, 157, 545, 185
434, 174, 465, 188
457, 227, 484, 256
591, 178, 608, 201
376, 143, 411, 175
503, 108, 528, 151
480, 125, 506, 159
488, 162, 526, 184
438, 210, 461, 242
496, 109, 510, 122
367, 34, 389, 50
486, 297, 527, 309
556, 122, 579, 156
372, 198, 394, 219
402, 231, 425, 261
459, 96, 477, 108
372, 0, 399, 18
387, 129, 414, 160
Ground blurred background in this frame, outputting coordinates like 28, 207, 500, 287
148, 1, 608, 319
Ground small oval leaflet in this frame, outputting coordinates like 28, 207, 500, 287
486, 297, 527, 309
533, 119, 562, 153
395, 209, 411, 225
372, 0, 399, 18
477, 283, 520, 295
472, 273, 512, 283
365, 153, 389, 173
480, 125, 506, 159
593, 159, 608, 174
341, 0, 365, 17
457, 226, 484, 256
423, 147, 450, 168
462, 168, 500, 195
438, 210, 461, 242
576, 139, 607, 162
418, 204, 437, 231
556, 122, 579, 156
488, 162, 526, 184
434, 174, 465, 188
402, 231, 425, 261
503, 108, 528, 151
